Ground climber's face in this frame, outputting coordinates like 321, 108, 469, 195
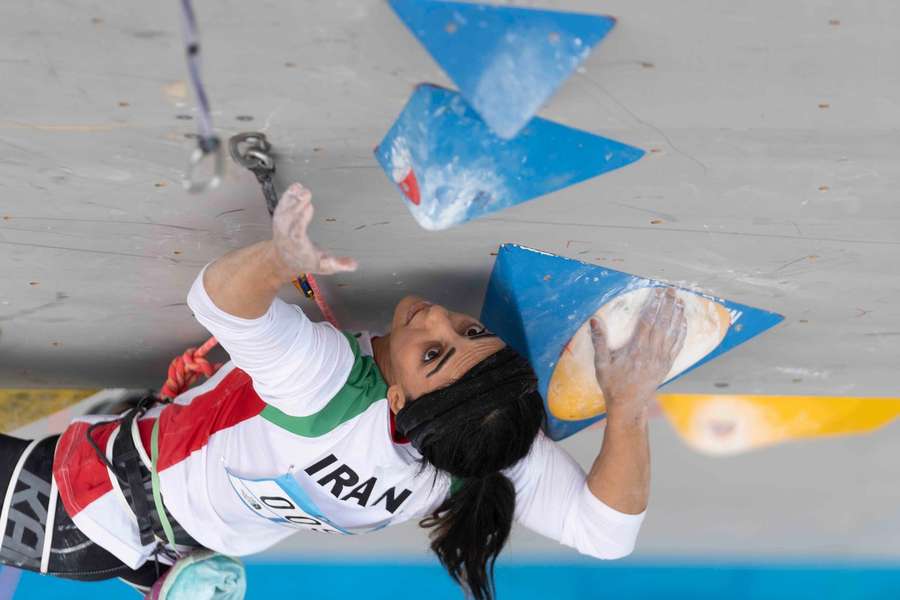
385, 295, 505, 411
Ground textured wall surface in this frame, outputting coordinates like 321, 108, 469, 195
1, 0, 898, 560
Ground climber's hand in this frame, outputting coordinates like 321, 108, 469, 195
272, 183, 358, 278
590, 287, 687, 417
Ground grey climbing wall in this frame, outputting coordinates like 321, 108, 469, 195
1, 0, 899, 559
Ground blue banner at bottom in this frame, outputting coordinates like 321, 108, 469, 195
11, 560, 900, 599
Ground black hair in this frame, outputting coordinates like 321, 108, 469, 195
399, 348, 545, 600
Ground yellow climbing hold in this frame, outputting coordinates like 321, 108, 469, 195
0, 389, 97, 433
658, 394, 900, 456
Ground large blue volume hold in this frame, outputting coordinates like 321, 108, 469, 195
389, 0, 615, 139
375, 84, 644, 230
480, 245, 786, 440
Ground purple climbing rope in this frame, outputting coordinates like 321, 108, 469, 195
178, 0, 223, 192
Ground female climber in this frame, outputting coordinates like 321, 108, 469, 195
0, 183, 687, 600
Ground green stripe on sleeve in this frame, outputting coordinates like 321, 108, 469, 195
260, 332, 389, 437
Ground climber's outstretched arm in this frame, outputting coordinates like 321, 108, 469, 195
504, 289, 688, 563
586, 288, 686, 515
203, 183, 357, 319
189, 183, 359, 415
202, 240, 287, 320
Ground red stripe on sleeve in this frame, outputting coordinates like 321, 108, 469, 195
54, 367, 265, 517
156, 367, 266, 472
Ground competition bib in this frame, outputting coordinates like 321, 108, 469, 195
226, 469, 393, 535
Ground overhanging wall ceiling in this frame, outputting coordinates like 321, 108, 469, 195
1, 0, 898, 399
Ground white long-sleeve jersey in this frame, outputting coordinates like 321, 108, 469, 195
52, 268, 644, 569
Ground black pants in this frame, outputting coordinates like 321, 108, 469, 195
0, 433, 160, 587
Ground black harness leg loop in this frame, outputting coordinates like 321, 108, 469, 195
113, 403, 156, 547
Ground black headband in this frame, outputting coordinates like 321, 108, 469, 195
395, 347, 539, 451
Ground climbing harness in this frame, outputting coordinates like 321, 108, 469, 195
83, 396, 238, 593
179, 0, 224, 193
85, 396, 184, 577
113, 399, 159, 548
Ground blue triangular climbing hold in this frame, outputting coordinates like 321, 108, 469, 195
389, 0, 615, 139
375, 84, 644, 231
480, 244, 785, 441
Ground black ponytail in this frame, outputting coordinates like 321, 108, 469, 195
422, 473, 515, 600
397, 347, 546, 600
